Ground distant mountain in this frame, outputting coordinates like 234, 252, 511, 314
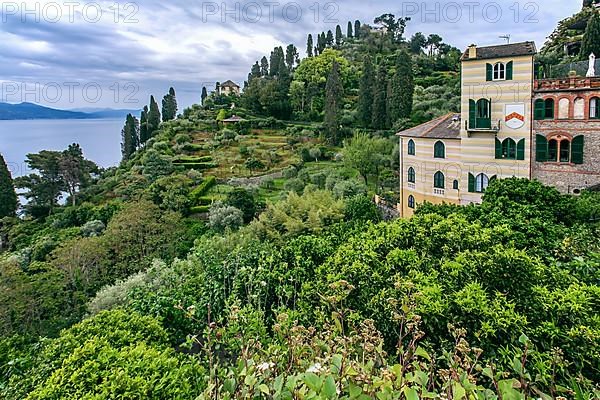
0, 102, 139, 120
70, 107, 141, 119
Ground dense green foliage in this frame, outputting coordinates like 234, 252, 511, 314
0, 153, 17, 218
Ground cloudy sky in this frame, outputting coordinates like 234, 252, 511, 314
0, 0, 581, 110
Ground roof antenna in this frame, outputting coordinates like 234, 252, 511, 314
499, 34, 511, 44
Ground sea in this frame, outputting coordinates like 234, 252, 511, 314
0, 119, 124, 178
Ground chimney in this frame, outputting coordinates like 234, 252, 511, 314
468, 44, 477, 59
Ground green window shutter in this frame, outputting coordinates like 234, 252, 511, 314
571, 135, 584, 164
535, 134, 548, 162
534, 99, 545, 120
468, 173, 475, 193
506, 61, 513, 80
469, 99, 476, 128
517, 139, 525, 160
495, 138, 502, 159
486, 63, 493, 81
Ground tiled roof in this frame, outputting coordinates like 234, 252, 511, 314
396, 113, 461, 139
461, 41, 536, 61
221, 80, 240, 87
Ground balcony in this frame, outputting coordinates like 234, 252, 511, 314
465, 119, 501, 136
534, 76, 600, 92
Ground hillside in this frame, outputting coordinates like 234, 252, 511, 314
1, 10, 599, 400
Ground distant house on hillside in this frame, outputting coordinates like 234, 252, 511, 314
217, 80, 241, 96
222, 115, 246, 126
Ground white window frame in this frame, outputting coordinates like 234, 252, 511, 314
591, 98, 599, 119
475, 173, 489, 193
493, 62, 505, 81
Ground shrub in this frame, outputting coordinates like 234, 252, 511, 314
344, 195, 381, 222
87, 272, 147, 315
189, 176, 217, 203
208, 202, 244, 232
284, 178, 305, 194
80, 220, 106, 237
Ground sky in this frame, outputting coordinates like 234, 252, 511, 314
0, 0, 582, 111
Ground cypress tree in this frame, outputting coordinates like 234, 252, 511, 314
285, 44, 299, 70
358, 56, 375, 127
121, 113, 140, 161
0, 153, 18, 218
389, 49, 414, 123
140, 105, 150, 144
162, 87, 177, 122
307, 34, 314, 57
148, 95, 161, 136
324, 61, 344, 145
201, 87, 208, 105
250, 62, 261, 79
372, 64, 389, 130
317, 33, 325, 54
335, 25, 343, 46
580, 12, 600, 60
347, 21, 353, 38
260, 56, 269, 76
326, 30, 334, 47
355, 20, 361, 38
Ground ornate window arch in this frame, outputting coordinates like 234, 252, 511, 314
434, 141, 445, 159
408, 195, 415, 209
407, 167, 416, 183
434, 171, 445, 189
408, 139, 416, 155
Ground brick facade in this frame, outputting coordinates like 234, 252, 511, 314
532, 78, 600, 194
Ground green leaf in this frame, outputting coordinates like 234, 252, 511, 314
322, 375, 337, 398
349, 382, 363, 399
481, 367, 494, 379
414, 346, 431, 361
404, 387, 419, 400
224, 378, 237, 394
258, 384, 270, 395
518, 333, 529, 344
304, 373, 322, 392
331, 354, 343, 374
452, 382, 466, 400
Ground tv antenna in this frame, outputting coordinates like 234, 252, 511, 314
499, 34, 511, 44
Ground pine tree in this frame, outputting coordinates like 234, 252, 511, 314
580, 12, 600, 60
358, 56, 375, 127
324, 61, 344, 145
0, 152, 18, 218
335, 25, 343, 46
307, 34, 314, 57
347, 21, 353, 38
260, 56, 269, 76
121, 113, 140, 161
389, 49, 414, 124
140, 106, 150, 144
285, 44, 299, 70
250, 62, 261, 80
372, 64, 389, 130
161, 87, 177, 122
147, 95, 161, 137
355, 20, 361, 39
326, 30, 334, 47
317, 33, 326, 54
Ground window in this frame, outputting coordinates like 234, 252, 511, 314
408, 195, 415, 209
536, 135, 584, 164
434, 141, 445, 158
560, 139, 571, 163
574, 98, 585, 119
534, 98, 554, 120
468, 98, 492, 129
486, 61, 512, 81
495, 138, 525, 160
475, 173, 490, 193
502, 138, 517, 159
493, 62, 505, 80
558, 98, 570, 119
434, 171, 445, 189
408, 139, 416, 155
453, 180, 459, 190
591, 97, 600, 119
407, 167, 416, 183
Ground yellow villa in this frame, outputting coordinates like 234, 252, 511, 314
398, 42, 537, 217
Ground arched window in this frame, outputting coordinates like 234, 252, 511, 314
475, 173, 489, 193
493, 62, 505, 80
407, 167, 416, 183
434, 171, 445, 189
408, 195, 415, 209
535, 98, 554, 120
560, 139, 571, 163
434, 141, 445, 158
558, 98, 570, 119
453, 180, 459, 190
408, 139, 416, 155
591, 97, 600, 119
502, 138, 517, 159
